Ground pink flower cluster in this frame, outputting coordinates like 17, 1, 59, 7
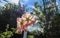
16, 13, 37, 34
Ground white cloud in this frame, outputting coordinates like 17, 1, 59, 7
0, 0, 7, 6
8, 0, 19, 5
0, 0, 29, 7
0, 3, 5, 6
0, 0, 19, 7
0, 0, 7, 3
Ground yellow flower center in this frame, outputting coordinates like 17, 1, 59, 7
20, 22, 23, 26
26, 17, 30, 21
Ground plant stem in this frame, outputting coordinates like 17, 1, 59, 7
23, 31, 27, 38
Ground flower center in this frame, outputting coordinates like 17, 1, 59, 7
26, 17, 30, 21
20, 22, 23, 26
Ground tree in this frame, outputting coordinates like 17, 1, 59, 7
31, 2, 45, 35
0, 3, 18, 32
42, 0, 60, 38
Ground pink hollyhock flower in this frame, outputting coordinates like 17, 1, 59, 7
16, 13, 37, 34
22, 13, 37, 26
17, 18, 24, 34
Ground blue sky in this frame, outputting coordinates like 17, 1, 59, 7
0, 0, 43, 12
20, 0, 43, 12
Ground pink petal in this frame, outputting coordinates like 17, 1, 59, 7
16, 29, 23, 34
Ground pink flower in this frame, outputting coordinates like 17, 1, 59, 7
16, 29, 22, 34
16, 13, 37, 34
17, 18, 24, 33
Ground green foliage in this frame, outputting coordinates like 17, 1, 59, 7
29, 2, 45, 35
33, 2, 45, 28
28, 35, 34, 38
30, 30, 42, 36
0, 3, 18, 15
0, 3, 21, 38
42, 0, 60, 38
2, 3, 18, 10
50, 14, 60, 30
0, 24, 17, 38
